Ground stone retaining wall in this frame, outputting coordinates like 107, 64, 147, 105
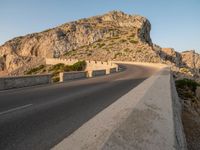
47, 58, 119, 82
0, 74, 51, 90
110, 67, 117, 74
91, 69, 106, 77
59, 71, 87, 82
0, 59, 119, 90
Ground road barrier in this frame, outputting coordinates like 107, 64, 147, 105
91, 69, 106, 77
0, 58, 119, 90
59, 71, 87, 82
0, 74, 51, 90
47, 58, 119, 82
45, 58, 119, 72
60, 68, 117, 82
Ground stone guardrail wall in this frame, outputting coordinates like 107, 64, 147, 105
45, 58, 118, 72
0, 58, 119, 90
46, 58, 78, 66
53, 64, 187, 150
60, 68, 116, 82
89, 69, 106, 77
59, 71, 87, 82
46, 58, 119, 82
110, 67, 117, 74
0, 74, 51, 91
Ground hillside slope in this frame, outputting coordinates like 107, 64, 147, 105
0, 10, 199, 78
0, 11, 159, 74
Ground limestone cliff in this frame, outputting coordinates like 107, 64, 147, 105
0, 11, 156, 74
154, 45, 200, 79
0, 10, 199, 78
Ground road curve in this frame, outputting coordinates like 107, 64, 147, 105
0, 64, 159, 150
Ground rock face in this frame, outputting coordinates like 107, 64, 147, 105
0, 10, 199, 77
0, 11, 155, 74
154, 45, 200, 79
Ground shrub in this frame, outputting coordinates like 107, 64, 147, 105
25, 65, 45, 75
124, 48, 130, 52
25, 61, 87, 82
64, 50, 75, 56
119, 39, 127, 43
52, 70, 60, 76
63, 65, 72, 72
180, 67, 190, 73
175, 78, 200, 92
93, 45, 97, 49
49, 63, 65, 71
129, 40, 138, 44
111, 36, 120, 39
52, 76, 60, 83
98, 43, 106, 48
129, 33, 135, 38
136, 49, 142, 53
114, 52, 122, 59
87, 53, 92, 56
70, 61, 86, 71
96, 39, 102, 43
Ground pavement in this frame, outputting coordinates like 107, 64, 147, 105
0, 64, 158, 150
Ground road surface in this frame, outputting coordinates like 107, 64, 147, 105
0, 64, 158, 150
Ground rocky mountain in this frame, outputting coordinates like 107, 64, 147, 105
0, 10, 199, 78
0, 11, 159, 74
154, 46, 200, 79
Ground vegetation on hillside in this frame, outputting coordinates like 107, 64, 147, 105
24, 60, 86, 82
175, 79, 200, 149
176, 78, 200, 93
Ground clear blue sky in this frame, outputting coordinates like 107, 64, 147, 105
0, 0, 199, 52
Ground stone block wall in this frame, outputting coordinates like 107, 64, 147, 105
59, 71, 87, 82
0, 74, 51, 90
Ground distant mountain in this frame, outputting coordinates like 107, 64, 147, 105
0, 10, 199, 78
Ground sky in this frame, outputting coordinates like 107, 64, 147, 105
0, 0, 200, 52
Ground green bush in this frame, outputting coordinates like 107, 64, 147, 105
114, 52, 122, 59
119, 39, 127, 43
136, 49, 142, 53
63, 65, 73, 72
180, 67, 190, 73
129, 33, 135, 38
64, 50, 75, 56
52, 76, 60, 83
124, 48, 130, 52
129, 40, 138, 44
87, 53, 92, 56
52, 70, 60, 76
111, 36, 120, 39
98, 43, 106, 48
25, 65, 45, 75
175, 78, 200, 92
48, 63, 65, 71
95, 39, 103, 43
70, 61, 86, 71
25, 61, 86, 82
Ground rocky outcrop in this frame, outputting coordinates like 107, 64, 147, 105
0, 10, 199, 77
181, 50, 200, 69
153, 45, 200, 79
0, 11, 154, 74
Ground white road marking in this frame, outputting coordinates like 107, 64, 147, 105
0, 104, 33, 115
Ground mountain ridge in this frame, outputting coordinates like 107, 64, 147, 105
0, 10, 199, 80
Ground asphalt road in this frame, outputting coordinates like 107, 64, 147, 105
0, 64, 158, 150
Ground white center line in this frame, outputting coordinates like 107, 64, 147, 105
0, 104, 33, 115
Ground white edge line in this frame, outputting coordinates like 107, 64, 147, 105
0, 104, 33, 115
